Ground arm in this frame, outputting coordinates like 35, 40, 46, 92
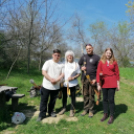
42, 70, 57, 84
96, 61, 102, 90
96, 61, 102, 84
78, 56, 86, 71
68, 73, 81, 81
115, 61, 120, 90
56, 73, 64, 82
68, 63, 81, 81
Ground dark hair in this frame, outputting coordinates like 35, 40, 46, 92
85, 44, 92, 47
53, 49, 61, 54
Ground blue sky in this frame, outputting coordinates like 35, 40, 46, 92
53, 0, 130, 47
58, 0, 129, 28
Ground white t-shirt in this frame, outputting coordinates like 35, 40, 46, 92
42, 59, 64, 90
64, 62, 81, 87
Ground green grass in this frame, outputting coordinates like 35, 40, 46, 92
0, 68, 134, 134
120, 67, 134, 81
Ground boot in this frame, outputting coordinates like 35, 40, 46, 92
100, 113, 108, 122
88, 111, 94, 118
80, 110, 88, 116
70, 110, 74, 117
58, 108, 66, 115
108, 116, 114, 125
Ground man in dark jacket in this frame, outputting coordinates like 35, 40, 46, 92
79, 44, 100, 118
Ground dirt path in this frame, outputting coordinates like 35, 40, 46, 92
22, 97, 83, 124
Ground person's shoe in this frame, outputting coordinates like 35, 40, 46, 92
70, 110, 74, 117
107, 116, 114, 125
58, 108, 66, 115
49, 112, 57, 117
100, 113, 108, 122
36, 116, 45, 122
88, 111, 93, 118
80, 110, 87, 116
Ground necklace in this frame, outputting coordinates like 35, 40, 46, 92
107, 60, 109, 66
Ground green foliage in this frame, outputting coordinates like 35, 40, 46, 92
118, 21, 131, 38
120, 57, 131, 67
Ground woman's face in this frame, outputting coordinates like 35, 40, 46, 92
67, 55, 73, 63
105, 50, 112, 60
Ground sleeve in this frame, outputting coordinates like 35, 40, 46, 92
76, 63, 81, 74
62, 64, 65, 74
96, 61, 102, 83
42, 61, 49, 71
114, 61, 120, 81
78, 56, 84, 68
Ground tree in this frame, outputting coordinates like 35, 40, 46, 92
89, 21, 109, 55
68, 15, 89, 53
108, 22, 131, 66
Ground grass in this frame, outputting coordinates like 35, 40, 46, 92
0, 68, 134, 134
120, 67, 134, 81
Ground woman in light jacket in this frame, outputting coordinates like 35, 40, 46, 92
96, 48, 120, 125
58, 50, 81, 117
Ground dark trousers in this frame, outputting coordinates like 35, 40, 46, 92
83, 79, 95, 113
62, 86, 76, 110
39, 87, 59, 117
102, 88, 116, 116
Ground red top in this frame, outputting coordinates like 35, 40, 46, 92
96, 60, 120, 88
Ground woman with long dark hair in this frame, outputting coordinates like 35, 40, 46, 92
96, 48, 120, 124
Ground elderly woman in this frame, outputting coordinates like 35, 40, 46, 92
96, 48, 120, 124
58, 50, 81, 117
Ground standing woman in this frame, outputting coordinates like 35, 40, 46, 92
96, 48, 120, 125
58, 50, 81, 117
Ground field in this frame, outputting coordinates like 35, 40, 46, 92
0, 68, 134, 134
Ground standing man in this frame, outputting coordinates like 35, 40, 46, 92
79, 44, 100, 118
37, 49, 64, 121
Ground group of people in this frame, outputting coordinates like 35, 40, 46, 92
37, 44, 120, 125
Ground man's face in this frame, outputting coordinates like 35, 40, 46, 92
86, 46, 93, 55
52, 53, 61, 62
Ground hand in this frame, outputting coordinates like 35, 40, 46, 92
116, 85, 120, 91
81, 66, 86, 71
50, 78, 57, 85
68, 77, 74, 81
97, 85, 102, 91
91, 79, 96, 85
117, 81, 120, 91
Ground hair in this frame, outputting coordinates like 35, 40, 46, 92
65, 50, 75, 63
100, 48, 116, 64
85, 43, 93, 48
53, 49, 61, 54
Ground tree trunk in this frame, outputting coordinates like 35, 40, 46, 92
6, 47, 22, 79
39, 52, 43, 71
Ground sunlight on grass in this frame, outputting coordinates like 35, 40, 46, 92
0, 68, 134, 134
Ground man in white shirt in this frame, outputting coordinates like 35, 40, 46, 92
37, 49, 64, 121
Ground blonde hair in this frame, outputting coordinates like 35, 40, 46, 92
100, 48, 116, 64
65, 50, 75, 63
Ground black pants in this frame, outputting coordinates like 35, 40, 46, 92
102, 88, 116, 116
62, 86, 76, 110
39, 87, 59, 117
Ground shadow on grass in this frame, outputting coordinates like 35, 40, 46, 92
114, 104, 128, 119
0, 103, 37, 131
56, 97, 103, 116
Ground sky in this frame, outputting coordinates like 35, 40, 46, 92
57, 0, 130, 29
52, 0, 130, 47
